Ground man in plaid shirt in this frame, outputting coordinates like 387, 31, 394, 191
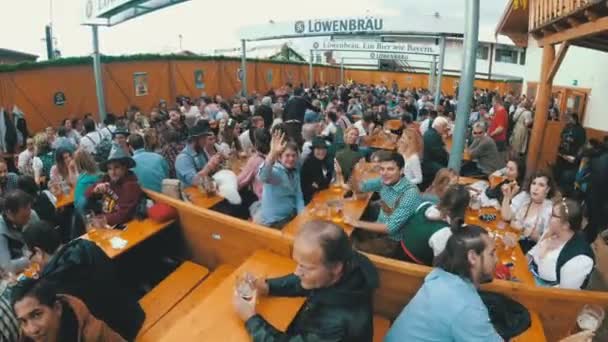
344, 151, 422, 257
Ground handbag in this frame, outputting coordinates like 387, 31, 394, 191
478, 291, 531, 340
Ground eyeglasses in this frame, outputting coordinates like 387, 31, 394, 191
472, 131, 483, 135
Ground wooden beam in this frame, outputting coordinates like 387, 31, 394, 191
574, 39, 608, 52
585, 9, 600, 22
539, 15, 608, 46
547, 41, 570, 83
566, 17, 582, 28
552, 23, 567, 32
527, 44, 556, 176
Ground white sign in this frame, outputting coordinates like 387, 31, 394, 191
239, 16, 464, 41
369, 52, 409, 61
294, 17, 384, 35
312, 40, 439, 56
85, 0, 138, 19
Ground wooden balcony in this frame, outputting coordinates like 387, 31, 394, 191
530, 0, 595, 31
529, 0, 608, 51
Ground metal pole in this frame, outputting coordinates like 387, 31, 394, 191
241, 39, 247, 97
428, 56, 436, 92
309, 50, 313, 88
91, 25, 107, 123
340, 58, 344, 84
449, 0, 479, 171
434, 36, 446, 107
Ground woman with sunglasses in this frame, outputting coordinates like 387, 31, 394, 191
527, 198, 595, 289
501, 171, 555, 252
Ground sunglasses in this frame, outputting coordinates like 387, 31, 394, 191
472, 131, 483, 135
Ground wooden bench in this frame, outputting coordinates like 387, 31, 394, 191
136, 264, 236, 341
137, 261, 210, 336
373, 315, 391, 342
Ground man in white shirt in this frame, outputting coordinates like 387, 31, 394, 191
100, 114, 117, 141
181, 99, 201, 128
17, 138, 35, 176
239, 116, 264, 152
80, 118, 103, 154
353, 112, 375, 137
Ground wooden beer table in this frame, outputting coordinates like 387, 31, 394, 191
361, 134, 398, 151
55, 189, 75, 208
282, 186, 372, 239
183, 156, 248, 209
466, 207, 547, 341
155, 250, 306, 341
81, 218, 174, 259
283, 163, 379, 239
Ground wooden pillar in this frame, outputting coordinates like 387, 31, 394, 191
526, 44, 556, 176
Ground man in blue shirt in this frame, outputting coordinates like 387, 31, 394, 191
385, 223, 503, 342
257, 131, 304, 228
128, 134, 169, 193
174, 121, 222, 187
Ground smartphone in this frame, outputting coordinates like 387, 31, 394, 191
113, 223, 127, 230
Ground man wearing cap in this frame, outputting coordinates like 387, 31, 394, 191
85, 144, 143, 226
175, 121, 223, 187
111, 126, 131, 157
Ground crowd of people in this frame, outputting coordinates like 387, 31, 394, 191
0, 80, 605, 341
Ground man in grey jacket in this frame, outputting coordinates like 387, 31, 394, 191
0, 190, 39, 273
462, 122, 505, 177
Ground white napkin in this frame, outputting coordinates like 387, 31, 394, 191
109, 237, 128, 250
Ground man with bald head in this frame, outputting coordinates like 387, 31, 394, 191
233, 220, 379, 341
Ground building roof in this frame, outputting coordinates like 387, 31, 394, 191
495, 0, 529, 47
0, 48, 38, 60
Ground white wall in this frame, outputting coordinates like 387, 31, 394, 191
524, 39, 608, 131
333, 37, 526, 81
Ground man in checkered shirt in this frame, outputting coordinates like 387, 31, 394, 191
345, 151, 422, 257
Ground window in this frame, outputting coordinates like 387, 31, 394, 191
519, 50, 526, 65
495, 47, 519, 64
477, 46, 489, 60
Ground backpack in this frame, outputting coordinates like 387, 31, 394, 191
88, 131, 112, 164
39, 151, 55, 179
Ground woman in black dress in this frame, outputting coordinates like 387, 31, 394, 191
300, 137, 333, 204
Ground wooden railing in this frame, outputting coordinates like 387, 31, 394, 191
529, 0, 592, 31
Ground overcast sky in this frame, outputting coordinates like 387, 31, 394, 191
1, 0, 509, 60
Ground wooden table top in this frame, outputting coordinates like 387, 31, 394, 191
81, 218, 174, 259
283, 163, 379, 239
183, 186, 225, 209
384, 119, 402, 131
282, 186, 371, 238
183, 156, 247, 209
156, 250, 306, 342
465, 207, 547, 341
445, 138, 473, 161
55, 189, 75, 208
362, 134, 398, 151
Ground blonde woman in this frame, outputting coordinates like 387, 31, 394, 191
398, 128, 423, 185
423, 168, 458, 204
73, 149, 102, 212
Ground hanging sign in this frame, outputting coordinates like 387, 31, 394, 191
312, 40, 439, 56
194, 70, 205, 89
53, 92, 66, 106
86, 0, 138, 19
